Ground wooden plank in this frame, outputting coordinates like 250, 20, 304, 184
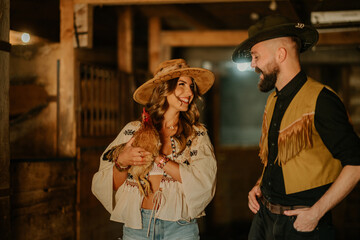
0, 0, 10, 238
161, 30, 248, 47
160, 30, 360, 47
318, 31, 360, 45
59, 0, 76, 157
95, 67, 100, 135
12, 187, 76, 215
105, 70, 111, 134
100, 68, 106, 134
9, 84, 49, 116
12, 209, 75, 240
74, 0, 267, 5
12, 161, 76, 192
89, 66, 95, 136
149, 17, 161, 74
11, 161, 76, 240
0, 197, 10, 239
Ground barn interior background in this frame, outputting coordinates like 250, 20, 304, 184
1, 0, 360, 239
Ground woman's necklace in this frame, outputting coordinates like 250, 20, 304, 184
164, 119, 178, 130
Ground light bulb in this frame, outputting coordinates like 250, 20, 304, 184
21, 33, 30, 43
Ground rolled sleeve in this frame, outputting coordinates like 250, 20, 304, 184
179, 131, 217, 217
315, 88, 360, 166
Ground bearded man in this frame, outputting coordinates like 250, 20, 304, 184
232, 15, 360, 240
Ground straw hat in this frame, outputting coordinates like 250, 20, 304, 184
133, 59, 215, 105
232, 15, 319, 63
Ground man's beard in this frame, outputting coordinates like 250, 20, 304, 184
256, 66, 279, 92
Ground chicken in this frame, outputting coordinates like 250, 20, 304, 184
128, 108, 161, 196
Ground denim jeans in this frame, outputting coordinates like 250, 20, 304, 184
122, 209, 200, 240
248, 201, 335, 240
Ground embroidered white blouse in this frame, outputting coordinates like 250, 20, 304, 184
91, 121, 217, 229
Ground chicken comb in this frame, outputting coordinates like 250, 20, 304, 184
142, 107, 151, 125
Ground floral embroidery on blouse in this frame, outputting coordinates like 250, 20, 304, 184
161, 175, 177, 183
124, 179, 139, 189
195, 131, 205, 136
124, 129, 136, 135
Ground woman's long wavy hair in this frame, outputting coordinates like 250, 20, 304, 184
145, 77, 202, 153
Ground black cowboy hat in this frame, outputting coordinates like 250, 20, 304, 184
232, 15, 319, 63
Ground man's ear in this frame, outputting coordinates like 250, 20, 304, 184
277, 47, 287, 63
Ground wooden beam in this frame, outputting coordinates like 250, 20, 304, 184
149, 17, 161, 74
160, 30, 360, 47
74, 0, 268, 5
0, 0, 11, 238
318, 31, 360, 45
59, 0, 76, 157
175, 4, 226, 30
161, 30, 248, 47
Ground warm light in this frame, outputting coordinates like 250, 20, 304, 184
202, 61, 213, 71
269, 0, 277, 11
21, 33, 30, 43
237, 62, 251, 72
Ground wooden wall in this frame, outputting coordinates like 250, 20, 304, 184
9, 42, 77, 239
11, 160, 76, 239
10, 44, 60, 158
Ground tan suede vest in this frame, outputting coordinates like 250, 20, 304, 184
259, 78, 342, 194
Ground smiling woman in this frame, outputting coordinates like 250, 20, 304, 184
92, 58, 217, 240
167, 76, 195, 112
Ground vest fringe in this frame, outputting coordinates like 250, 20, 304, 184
276, 113, 314, 166
259, 111, 268, 166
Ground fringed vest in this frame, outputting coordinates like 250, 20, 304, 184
259, 78, 342, 194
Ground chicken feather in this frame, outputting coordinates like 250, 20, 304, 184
128, 108, 161, 196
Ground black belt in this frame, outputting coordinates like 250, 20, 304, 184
259, 196, 309, 215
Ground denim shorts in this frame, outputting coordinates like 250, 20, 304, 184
122, 209, 199, 240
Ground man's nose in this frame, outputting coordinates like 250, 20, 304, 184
250, 59, 256, 68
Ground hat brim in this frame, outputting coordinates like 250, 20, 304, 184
133, 68, 215, 105
232, 23, 319, 63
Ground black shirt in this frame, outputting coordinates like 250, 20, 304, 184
261, 71, 360, 206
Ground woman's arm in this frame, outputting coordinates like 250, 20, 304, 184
113, 137, 151, 190
154, 155, 182, 182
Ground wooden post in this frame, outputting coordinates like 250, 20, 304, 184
59, 0, 76, 157
117, 6, 134, 124
74, 4, 94, 48
149, 17, 161, 74
117, 6, 133, 73
0, 0, 10, 239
